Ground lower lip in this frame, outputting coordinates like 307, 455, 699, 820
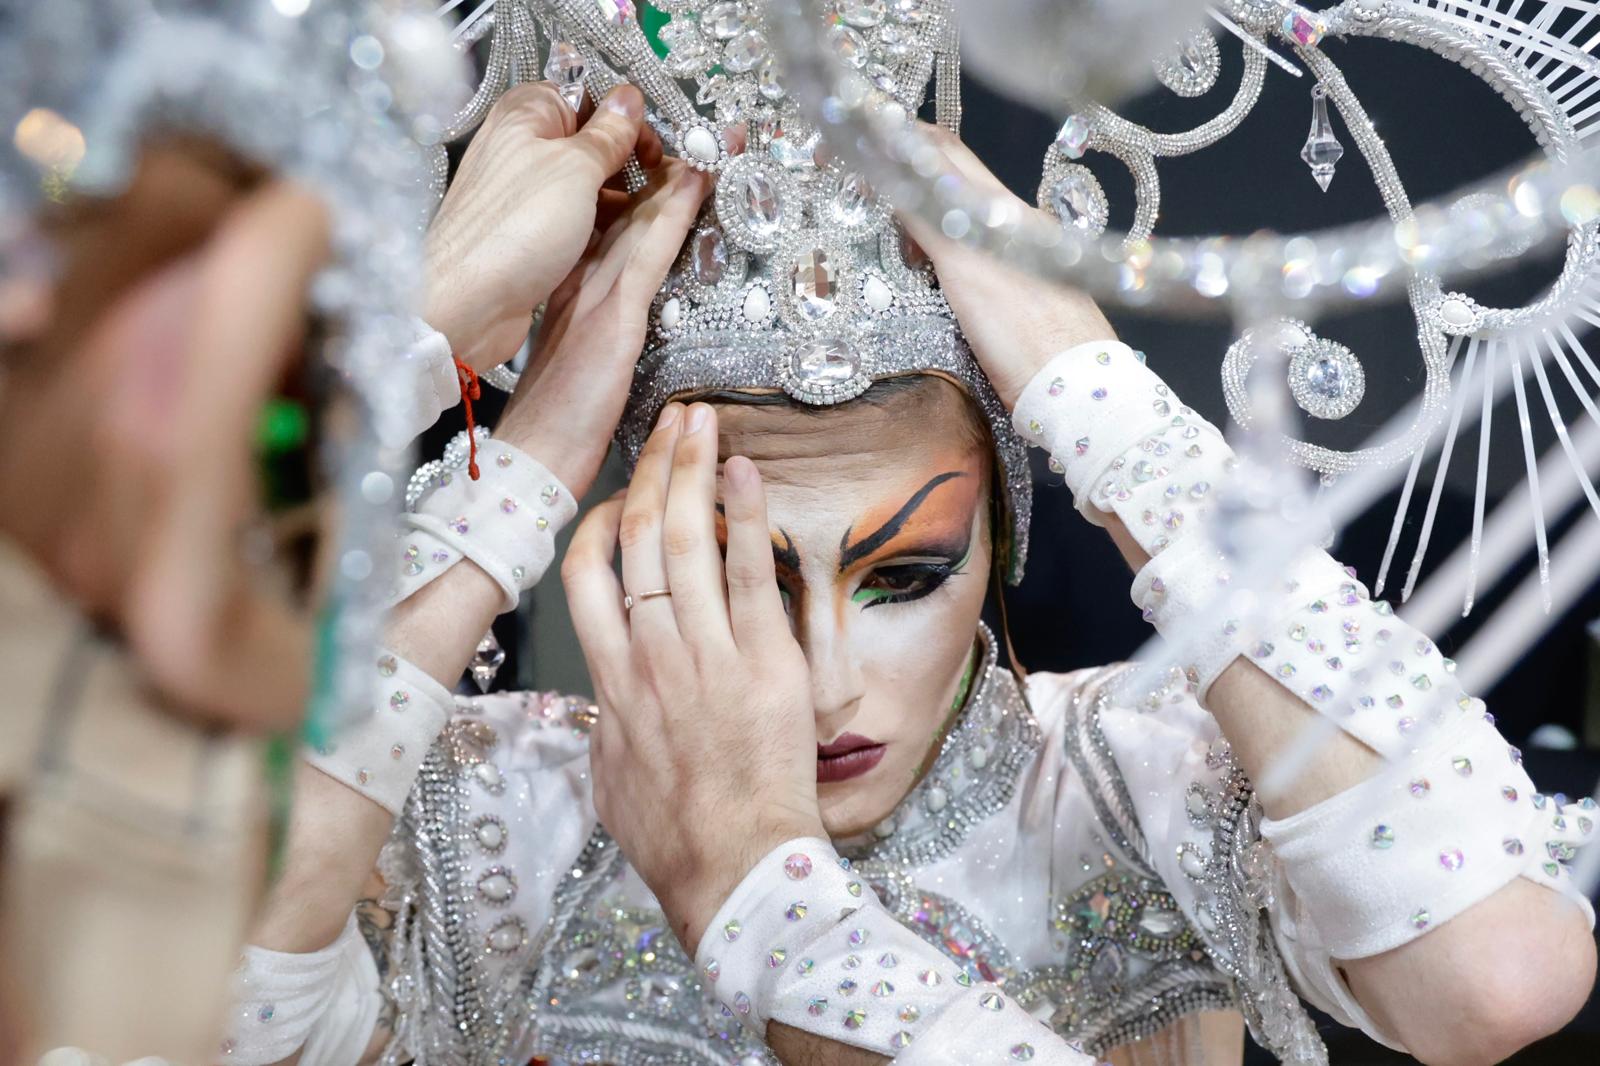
817, 745, 886, 783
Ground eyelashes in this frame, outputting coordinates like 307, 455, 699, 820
851, 541, 974, 611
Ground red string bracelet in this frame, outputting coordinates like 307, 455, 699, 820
454, 357, 482, 480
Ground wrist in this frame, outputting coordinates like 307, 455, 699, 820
669, 817, 825, 956
492, 422, 596, 502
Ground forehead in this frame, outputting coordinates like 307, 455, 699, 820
712, 381, 989, 540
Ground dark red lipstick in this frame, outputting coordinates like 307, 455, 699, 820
817, 732, 886, 783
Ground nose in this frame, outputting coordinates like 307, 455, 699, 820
794, 599, 866, 727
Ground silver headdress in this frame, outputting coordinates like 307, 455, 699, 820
445, 1, 1033, 582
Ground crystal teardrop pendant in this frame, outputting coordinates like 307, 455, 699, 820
470, 630, 506, 693
543, 42, 587, 111
1301, 84, 1344, 192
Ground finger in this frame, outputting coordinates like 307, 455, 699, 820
571, 85, 646, 180
722, 455, 790, 653
125, 180, 329, 730
589, 163, 713, 295
593, 186, 634, 234
636, 120, 665, 170
619, 403, 684, 640
561, 495, 631, 681
662, 403, 733, 651
480, 80, 579, 144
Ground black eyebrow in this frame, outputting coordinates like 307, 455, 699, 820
838, 471, 967, 571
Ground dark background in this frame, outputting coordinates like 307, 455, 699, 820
432, 8, 1600, 1061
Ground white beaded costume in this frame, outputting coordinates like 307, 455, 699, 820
224, 350, 1595, 1066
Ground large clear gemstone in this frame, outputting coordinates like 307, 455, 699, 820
839, 0, 886, 28
829, 24, 869, 68
834, 173, 873, 224
723, 29, 766, 73
692, 228, 728, 286
702, 1, 747, 39
793, 338, 859, 385
543, 41, 587, 111
791, 248, 839, 320
1050, 172, 1100, 231
740, 171, 782, 234
1306, 356, 1344, 398
659, 19, 712, 76
756, 55, 785, 99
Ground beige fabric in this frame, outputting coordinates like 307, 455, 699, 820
0, 538, 269, 1065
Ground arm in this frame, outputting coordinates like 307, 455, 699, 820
228, 82, 714, 1066
910, 133, 1595, 1060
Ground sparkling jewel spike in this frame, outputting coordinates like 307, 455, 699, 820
1300, 84, 1343, 193
470, 630, 507, 693
543, 41, 587, 111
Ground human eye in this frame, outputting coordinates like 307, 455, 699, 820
852, 560, 956, 609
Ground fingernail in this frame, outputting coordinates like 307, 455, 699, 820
602, 86, 642, 119
686, 403, 709, 433
658, 403, 681, 429
727, 455, 756, 489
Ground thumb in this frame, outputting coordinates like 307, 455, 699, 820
571, 85, 646, 178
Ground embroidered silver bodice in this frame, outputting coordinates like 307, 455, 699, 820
381, 629, 1325, 1066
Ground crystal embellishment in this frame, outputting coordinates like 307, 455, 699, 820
1301, 84, 1344, 192
1054, 114, 1091, 159
691, 227, 728, 286
1046, 165, 1109, 237
1287, 336, 1366, 419
543, 41, 587, 110
792, 247, 839, 320
470, 631, 506, 693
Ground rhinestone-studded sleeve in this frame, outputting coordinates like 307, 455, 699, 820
695, 837, 1095, 1063
380, 689, 603, 1064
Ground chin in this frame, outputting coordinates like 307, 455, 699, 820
818, 781, 899, 840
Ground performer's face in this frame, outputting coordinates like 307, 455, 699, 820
713, 378, 994, 839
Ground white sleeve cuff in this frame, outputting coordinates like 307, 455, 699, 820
223, 914, 382, 1066
376, 320, 459, 450
693, 838, 1091, 1061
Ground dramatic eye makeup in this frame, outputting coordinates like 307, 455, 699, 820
840, 469, 978, 611
851, 538, 974, 609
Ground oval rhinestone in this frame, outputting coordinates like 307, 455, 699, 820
792, 248, 839, 320
723, 30, 766, 73
691, 228, 728, 286
739, 171, 782, 233
703, 2, 747, 38
1050, 172, 1101, 231
792, 337, 858, 385
835, 173, 873, 224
